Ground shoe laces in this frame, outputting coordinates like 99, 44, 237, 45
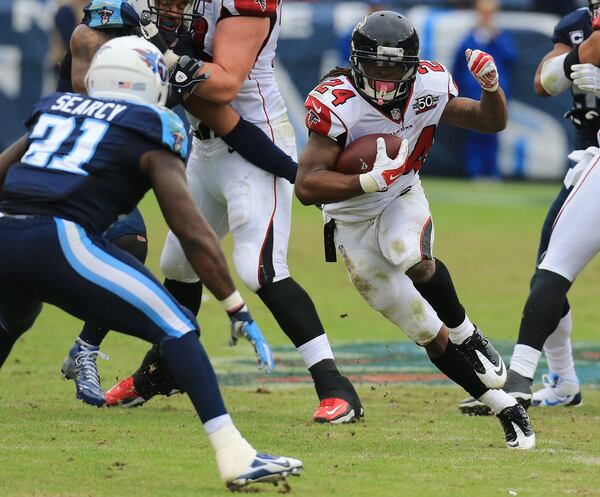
541, 373, 559, 389
74, 346, 108, 389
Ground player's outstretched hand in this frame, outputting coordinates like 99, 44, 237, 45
465, 48, 499, 92
571, 63, 600, 99
228, 307, 274, 373
360, 137, 409, 192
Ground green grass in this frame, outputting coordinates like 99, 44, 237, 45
1, 179, 599, 497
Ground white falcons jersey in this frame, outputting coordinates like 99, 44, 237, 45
191, 0, 287, 127
305, 62, 458, 222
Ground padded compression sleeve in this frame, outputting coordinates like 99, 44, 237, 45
221, 118, 297, 183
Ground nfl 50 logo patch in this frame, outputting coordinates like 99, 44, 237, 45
412, 94, 439, 115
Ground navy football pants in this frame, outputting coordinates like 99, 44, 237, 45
0, 215, 227, 423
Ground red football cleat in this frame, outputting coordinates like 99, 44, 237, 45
105, 376, 146, 408
313, 398, 357, 424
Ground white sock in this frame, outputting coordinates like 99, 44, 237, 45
510, 344, 542, 379
479, 389, 517, 415
447, 316, 475, 345
297, 334, 334, 369
543, 310, 578, 379
204, 414, 233, 436
207, 423, 256, 482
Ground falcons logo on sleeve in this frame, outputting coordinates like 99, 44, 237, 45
254, 0, 266, 11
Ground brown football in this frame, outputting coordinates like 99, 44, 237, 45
335, 134, 403, 175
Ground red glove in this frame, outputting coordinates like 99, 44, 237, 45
465, 48, 499, 92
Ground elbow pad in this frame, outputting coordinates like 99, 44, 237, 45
540, 53, 571, 96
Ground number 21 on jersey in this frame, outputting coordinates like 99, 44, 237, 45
22, 114, 108, 175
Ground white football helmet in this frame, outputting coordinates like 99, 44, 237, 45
85, 36, 169, 106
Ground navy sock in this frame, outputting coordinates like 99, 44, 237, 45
414, 258, 466, 328
79, 324, 110, 347
257, 277, 325, 347
429, 340, 488, 399
221, 118, 297, 183
163, 279, 203, 316
518, 269, 571, 350
161, 333, 227, 423
0, 329, 16, 368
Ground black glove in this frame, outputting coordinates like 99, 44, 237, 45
139, 12, 170, 53
564, 107, 600, 131
170, 55, 209, 92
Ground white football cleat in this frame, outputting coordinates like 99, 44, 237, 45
531, 373, 582, 408
497, 404, 536, 450
226, 453, 303, 491
454, 327, 507, 389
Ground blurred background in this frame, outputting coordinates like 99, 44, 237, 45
0, 0, 588, 179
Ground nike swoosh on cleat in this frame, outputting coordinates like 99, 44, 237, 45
494, 360, 504, 377
325, 404, 344, 416
388, 173, 402, 181
544, 397, 571, 407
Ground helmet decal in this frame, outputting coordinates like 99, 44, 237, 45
133, 48, 169, 83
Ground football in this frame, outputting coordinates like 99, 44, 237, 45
335, 134, 403, 175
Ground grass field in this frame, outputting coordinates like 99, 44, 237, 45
1, 179, 599, 497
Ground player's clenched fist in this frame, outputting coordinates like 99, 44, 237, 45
359, 137, 409, 193
465, 48, 499, 92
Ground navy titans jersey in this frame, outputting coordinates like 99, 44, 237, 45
552, 7, 600, 149
57, 0, 140, 92
0, 93, 188, 234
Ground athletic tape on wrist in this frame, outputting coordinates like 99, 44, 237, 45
220, 290, 245, 313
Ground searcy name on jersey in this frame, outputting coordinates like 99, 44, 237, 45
51, 94, 128, 122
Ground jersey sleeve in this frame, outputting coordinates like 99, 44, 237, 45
447, 68, 459, 98
304, 77, 360, 142
551, 8, 589, 46
23, 92, 65, 129
84, 0, 139, 29
221, 0, 277, 18
116, 106, 189, 160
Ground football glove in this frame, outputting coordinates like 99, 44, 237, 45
564, 107, 600, 131
359, 137, 409, 192
570, 63, 600, 98
465, 48, 499, 92
591, 0, 600, 30
170, 56, 209, 92
138, 12, 180, 69
228, 306, 274, 373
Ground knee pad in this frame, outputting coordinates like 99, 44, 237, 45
112, 233, 148, 264
160, 232, 200, 283
380, 296, 441, 346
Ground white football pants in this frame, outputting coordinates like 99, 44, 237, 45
333, 181, 443, 345
161, 117, 297, 293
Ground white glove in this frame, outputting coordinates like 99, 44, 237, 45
570, 63, 600, 99
465, 48, 499, 92
359, 137, 409, 193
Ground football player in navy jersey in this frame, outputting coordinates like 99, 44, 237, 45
58, 0, 301, 407
0, 36, 302, 490
460, 1, 600, 415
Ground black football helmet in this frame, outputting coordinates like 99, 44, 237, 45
132, 0, 202, 36
350, 11, 420, 107
590, 0, 600, 21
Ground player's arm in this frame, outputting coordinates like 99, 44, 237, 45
70, 24, 110, 93
0, 134, 28, 188
188, 16, 270, 104
441, 91, 507, 133
295, 133, 362, 205
534, 43, 571, 96
441, 49, 507, 133
141, 149, 236, 300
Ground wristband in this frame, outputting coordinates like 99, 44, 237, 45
219, 290, 245, 313
359, 173, 379, 193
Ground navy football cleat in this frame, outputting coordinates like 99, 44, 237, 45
226, 453, 303, 491
61, 339, 108, 407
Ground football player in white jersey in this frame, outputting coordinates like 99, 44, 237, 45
295, 11, 535, 449
469, 0, 600, 412
106, 0, 364, 424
